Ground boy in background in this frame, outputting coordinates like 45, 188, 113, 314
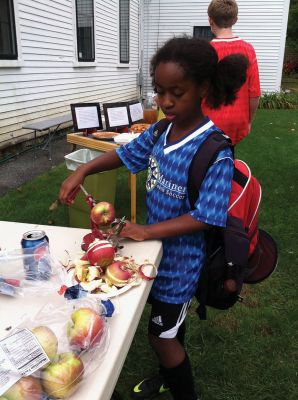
202, 0, 261, 145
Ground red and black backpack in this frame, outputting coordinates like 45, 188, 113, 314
153, 119, 278, 319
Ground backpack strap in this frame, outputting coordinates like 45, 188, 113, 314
152, 118, 171, 144
188, 131, 233, 209
151, 119, 233, 206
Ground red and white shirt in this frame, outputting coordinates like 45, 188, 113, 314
202, 37, 261, 145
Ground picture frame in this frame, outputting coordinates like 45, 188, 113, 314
70, 103, 103, 132
102, 102, 130, 130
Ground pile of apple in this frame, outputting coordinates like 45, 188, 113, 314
1, 307, 105, 400
65, 202, 139, 294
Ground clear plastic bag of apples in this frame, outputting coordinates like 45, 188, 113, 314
0, 297, 110, 399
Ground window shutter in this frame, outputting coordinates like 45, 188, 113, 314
193, 26, 214, 41
0, 0, 18, 59
119, 0, 130, 63
76, 0, 95, 62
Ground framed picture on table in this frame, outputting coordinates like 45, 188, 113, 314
127, 100, 144, 125
102, 102, 130, 130
70, 103, 103, 133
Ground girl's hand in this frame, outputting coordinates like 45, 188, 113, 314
120, 220, 148, 241
59, 170, 85, 205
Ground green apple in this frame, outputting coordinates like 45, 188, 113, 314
3, 376, 42, 400
67, 307, 104, 350
31, 326, 58, 364
41, 352, 84, 399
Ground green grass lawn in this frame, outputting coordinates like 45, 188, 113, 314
282, 73, 298, 93
0, 109, 297, 399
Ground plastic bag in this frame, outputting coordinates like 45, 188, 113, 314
0, 243, 60, 297
0, 297, 110, 399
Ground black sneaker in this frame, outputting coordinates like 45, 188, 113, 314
131, 374, 170, 399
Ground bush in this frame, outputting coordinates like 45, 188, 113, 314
283, 59, 298, 75
259, 91, 298, 109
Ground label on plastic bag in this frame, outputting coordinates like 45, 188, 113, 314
0, 328, 50, 395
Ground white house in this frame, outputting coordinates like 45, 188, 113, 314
141, 0, 291, 96
0, 0, 291, 151
0, 0, 142, 150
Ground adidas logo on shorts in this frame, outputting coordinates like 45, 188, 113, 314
152, 315, 163, 326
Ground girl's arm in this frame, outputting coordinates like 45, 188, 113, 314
59, 149, 123, 204
120, 214, 209, 241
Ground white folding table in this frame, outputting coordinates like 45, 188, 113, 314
0, 221, 162, 400
22, 114, 73, 160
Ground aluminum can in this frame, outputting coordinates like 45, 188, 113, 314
21, 230, 51, 280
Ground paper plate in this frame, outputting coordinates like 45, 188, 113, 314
64, 267, 141, 300
113, 133, 140, 144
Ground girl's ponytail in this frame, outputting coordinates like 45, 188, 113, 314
206, 54, 248, 109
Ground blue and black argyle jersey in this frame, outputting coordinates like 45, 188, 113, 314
116, 117, 233, 304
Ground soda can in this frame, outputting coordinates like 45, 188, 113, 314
21, 230, 51, 280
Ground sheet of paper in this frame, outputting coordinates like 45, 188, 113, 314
107, 107, 129, 127
129, 103, 143, 122
75, 106, 100, 129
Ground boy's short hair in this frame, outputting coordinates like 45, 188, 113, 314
208, 0, 238, 28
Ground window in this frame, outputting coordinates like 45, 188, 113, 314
119, 0, 130, 63
193, 26, 214, 41
75, 0, 95, 62
0, 0, 17, 59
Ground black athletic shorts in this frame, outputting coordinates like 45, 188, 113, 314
148, 296, 191, 339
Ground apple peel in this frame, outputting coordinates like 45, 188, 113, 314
138, 263, 157, 281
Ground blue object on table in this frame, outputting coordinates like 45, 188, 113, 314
64, 284, 88, 300
101, 299, 115, 317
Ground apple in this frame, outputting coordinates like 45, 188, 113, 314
81, 230, 104, 251
90, 201, 116, 226
86, 239, 115, 267
3, 376, 42, 400
67, 307, 104, 351
31, 326, 58, 364
81, 232, 96, 251
41, 352, 84, 399
105, 261, 133, 287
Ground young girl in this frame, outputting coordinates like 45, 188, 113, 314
59, 37, 248, 400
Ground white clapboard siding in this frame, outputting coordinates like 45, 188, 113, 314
142, 0, 290, 96
0, 0, 141, 149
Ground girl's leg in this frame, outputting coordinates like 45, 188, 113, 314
149, 334, 197, 400
131, 299, 197, 400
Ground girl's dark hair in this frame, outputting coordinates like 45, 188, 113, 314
150, 36, 248, 109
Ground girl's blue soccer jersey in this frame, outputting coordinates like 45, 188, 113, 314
116, 117, 233, 304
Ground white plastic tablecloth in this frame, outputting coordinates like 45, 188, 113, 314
0, 221, 162, 400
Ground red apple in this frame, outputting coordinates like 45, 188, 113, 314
90, 201, 116, 226
105, 261, 133, 287
86, 239, 115, 267
67, 307, 104, 350
41, 352, 84, 399
81, 229, 104, 251
3, 376, 42, 400
31, 326, 58, 364
81, 232, 96, 251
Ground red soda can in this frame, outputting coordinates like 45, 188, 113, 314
21, 230, 51, 280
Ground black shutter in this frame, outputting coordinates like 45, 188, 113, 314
76, 0, 95, 62
119, 0, 130, 63
0, 0, 18, 59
